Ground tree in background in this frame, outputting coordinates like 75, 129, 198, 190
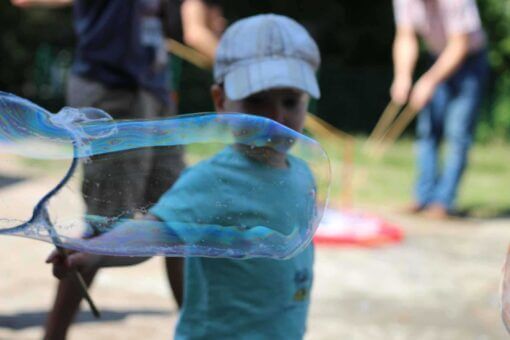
0, 3, 73, 110
1, 0, 508, 141
477, 0, 510, 142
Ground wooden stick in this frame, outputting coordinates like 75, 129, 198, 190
56, 247, 101, 318
372, 105, 418, 159
340, 135, 355, 208
166, 39, 212, 70
364, 101, 401, 152
306, 113, 354, 140
305, 113, 356, 207
34, 144, 100, 319
44, 209, 100, 318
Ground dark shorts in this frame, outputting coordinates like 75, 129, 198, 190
67, 75, 185, 225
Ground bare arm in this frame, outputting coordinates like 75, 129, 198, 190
409, 33, 470, 110
181, 0, 223, 60
421, 33, 470, 85
47, 214, 165, 278
391, 26, 419, 105
10, 0, 72, 8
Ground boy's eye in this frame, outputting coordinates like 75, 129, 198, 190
283, 97, 299, 109
244, 95, 267, 106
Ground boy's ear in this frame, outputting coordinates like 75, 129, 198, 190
211, 84, 226, 112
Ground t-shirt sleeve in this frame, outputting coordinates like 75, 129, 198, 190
392, 0, 415, 27
440, 0, 483, 35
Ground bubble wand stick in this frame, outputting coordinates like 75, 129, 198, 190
29, 142, 101, 318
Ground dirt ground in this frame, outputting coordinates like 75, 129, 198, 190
1, 169, 509, 339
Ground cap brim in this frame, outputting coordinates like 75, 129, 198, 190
223, 58, 320, 101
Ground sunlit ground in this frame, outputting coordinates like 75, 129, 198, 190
0, 137, 509, 339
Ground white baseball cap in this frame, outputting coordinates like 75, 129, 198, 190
214, 14, 321, 100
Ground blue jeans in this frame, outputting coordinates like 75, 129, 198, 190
415, 50, 489, 210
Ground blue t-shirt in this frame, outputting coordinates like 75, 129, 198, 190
72, 0, 169, 102
150, 147, 315, 339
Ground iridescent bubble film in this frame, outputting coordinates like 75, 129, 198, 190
0, 92, 330, 259
501, 246, 510, 333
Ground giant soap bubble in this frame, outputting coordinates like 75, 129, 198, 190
501, 246, 510, 333
0, 92, 330, 259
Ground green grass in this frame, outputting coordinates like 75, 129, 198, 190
9, 136, 508, 218
317, 135, 510, 218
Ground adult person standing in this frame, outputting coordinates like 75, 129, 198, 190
390, 0, 489, 218
180, 0, 225, 59
163, 0, 225, 105
11, 0, 186, 339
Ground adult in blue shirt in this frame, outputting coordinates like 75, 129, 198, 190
11, 1, 185, 339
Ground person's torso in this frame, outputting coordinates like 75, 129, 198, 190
72, 0, 169, 102
397, 0, 486, 54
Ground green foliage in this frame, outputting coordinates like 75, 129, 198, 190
477, 74, 510, 143
0, 1, 508, 141
479, 0, 510, 72
0, 3, 73, 110
477, 0, 510, 142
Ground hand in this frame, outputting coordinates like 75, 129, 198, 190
208, 11, 227, 37
408, 75, 438, 111
10, 0, 72, 8
390, 77, 412, 106
46, 249, 102, 279
10, 0, 31, 7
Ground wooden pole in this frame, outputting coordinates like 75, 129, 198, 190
372, 105, 418, 159
305, 114, 355, 207
166, 39, 212, 70
364, 101, 401, 153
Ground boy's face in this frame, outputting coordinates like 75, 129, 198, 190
211, 85, 310, 133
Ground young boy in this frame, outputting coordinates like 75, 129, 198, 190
48, 14, 321, 339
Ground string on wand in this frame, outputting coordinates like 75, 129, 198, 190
30, 140, 101, 318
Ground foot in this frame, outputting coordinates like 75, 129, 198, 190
424, 203, 450, 220
402, 202, 426, 215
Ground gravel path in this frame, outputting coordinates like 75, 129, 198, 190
0, 171, 509, 339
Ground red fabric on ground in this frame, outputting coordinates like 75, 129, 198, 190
313, 209, 404, 247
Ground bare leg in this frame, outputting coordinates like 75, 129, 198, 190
164, 257, 183, 308
43, 269, 98, 340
